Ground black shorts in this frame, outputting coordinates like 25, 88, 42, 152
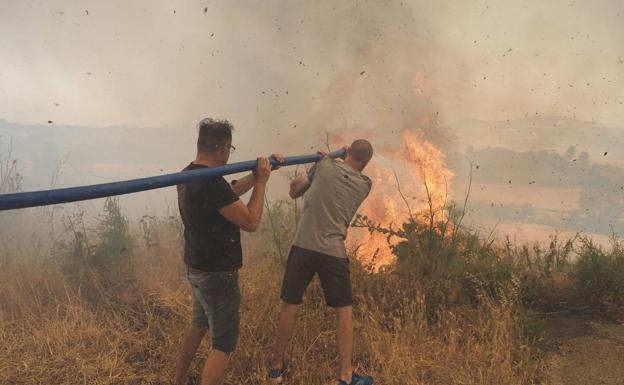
281, 246, 353, 307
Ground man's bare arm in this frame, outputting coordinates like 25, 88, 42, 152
230, 173, 255, 196
231, 154, 284, 196
219, 182, 266, 232
289, 150, 331, 199
219, 157, 271, 232
289, 176, 311, 199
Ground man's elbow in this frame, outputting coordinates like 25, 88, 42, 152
288, 182, 297, 199
240, 219, 260, 232
289, 183, 304, 199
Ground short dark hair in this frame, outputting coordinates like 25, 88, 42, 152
197, 118, 233, 153
348, 139, 373, 164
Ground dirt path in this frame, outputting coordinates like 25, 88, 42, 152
543, 315, 624, 385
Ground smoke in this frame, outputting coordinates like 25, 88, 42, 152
2, 0, 624, 234
2, 0, 623, 139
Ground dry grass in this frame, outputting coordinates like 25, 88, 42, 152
0, 231, 544, 385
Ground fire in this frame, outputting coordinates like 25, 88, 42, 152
412, 71, 432, 96
345, 128, 454, 269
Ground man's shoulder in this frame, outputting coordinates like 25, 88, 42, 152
310, 156, 337, 177
361, 173, 372, 186
358, 174, 372, 196
180, 174, 230, 194
319, 156, 336, 167
204, 177, 233, 195
325, 157, 349, 170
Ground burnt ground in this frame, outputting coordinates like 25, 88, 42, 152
542, 314, 624, 385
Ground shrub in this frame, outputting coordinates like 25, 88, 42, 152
93, 197, 133, 269
575, 236, 624, 306
353, 204, 521, 308
59, 198, 134, 291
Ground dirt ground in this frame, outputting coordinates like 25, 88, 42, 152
543, 314, 624, 385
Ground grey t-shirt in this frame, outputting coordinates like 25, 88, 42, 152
292, 157, 372, 258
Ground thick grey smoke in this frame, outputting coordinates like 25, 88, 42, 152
1, 0, 623, 238
2, 0, 622, 139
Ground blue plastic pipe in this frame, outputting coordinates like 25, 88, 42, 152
0, 149, 346, 211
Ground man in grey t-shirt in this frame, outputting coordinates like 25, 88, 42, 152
268, 140, 374, 385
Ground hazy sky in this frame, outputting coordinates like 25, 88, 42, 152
1, 0, 623, 136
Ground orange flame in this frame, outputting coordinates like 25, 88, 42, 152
344, 128, 454, 269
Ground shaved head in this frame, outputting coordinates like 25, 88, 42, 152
348, 139, 373, 165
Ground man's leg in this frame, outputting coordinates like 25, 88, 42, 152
270, 246, 316, 373
198, 271, 241, 385
317, 254, 355, 383
200, 350, 230, 385
174, 325, 207, 384
185, 268, 240, 385
336, 305, 353, 382
175, 275, 211, 385
270, 302, 299, 370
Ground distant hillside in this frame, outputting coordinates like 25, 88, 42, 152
0, 120, 295, 217
0, 120, 194, 190
440, 118, 624, 236
446, 146, 623, 189
437, 116, 624, 166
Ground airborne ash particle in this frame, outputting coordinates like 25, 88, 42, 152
48, 120, 53, 124
204, 7, 208, 13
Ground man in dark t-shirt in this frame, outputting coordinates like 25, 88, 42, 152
177, 171, 242, 272
173, 118, 282, 385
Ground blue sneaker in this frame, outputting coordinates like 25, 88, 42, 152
338, 373, 374, 385
268, 367, 287, 383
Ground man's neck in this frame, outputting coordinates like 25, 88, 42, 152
344, 157, 363, 173
193, 153, 220, 167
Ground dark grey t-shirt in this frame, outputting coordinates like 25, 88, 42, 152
292, 157, 372, 258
